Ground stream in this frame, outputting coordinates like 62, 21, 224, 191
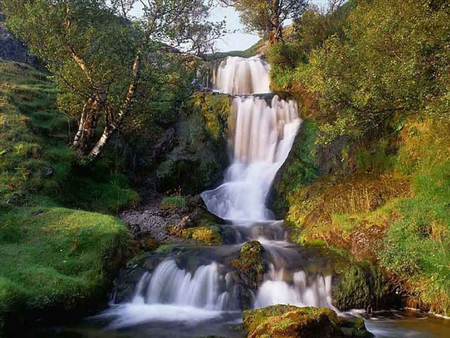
37, 56, 450, 338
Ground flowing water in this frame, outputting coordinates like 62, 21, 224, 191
38, 56, 450, 337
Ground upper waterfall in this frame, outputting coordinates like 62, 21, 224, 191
203, 56, 301, 223
213, 56, 271, 95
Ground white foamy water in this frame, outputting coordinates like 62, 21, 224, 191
132, 260, 238, 311
213, 56, 270, 95
99, 56, 334, 329
255, 266, 336, 310
203, 56, 301, 223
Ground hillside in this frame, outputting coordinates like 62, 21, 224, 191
269, 0, 450, 315
0, 60, 138, 332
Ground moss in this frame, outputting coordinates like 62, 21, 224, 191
0, 61, 138, 333
232, 241, 266, 289
180, 226, 222, 245
243, 305, 373, 338
0, 203, 128, 333
333, 263, 392, 312
153, 92, 231, 194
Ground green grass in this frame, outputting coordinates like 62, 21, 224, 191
0, 60, 138, 331
161, 195, 187, 211
0, 201, 128, 327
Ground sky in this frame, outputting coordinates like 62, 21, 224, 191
213, 0, 331, 52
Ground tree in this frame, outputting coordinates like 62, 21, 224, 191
2, 0, 223, 160
220, 0, 308, 42
302, 0, 450, 143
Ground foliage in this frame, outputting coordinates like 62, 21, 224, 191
220, 0, 308, 42
301, 0, 450, 143
0, 60, 136, 332
2, 0, 224, 159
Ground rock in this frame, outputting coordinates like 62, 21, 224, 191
243, 305, 374, 338
232, 241, 266, 290
0, 14, 44, 70
120, 193, 226, 245
332, 264, 400, 313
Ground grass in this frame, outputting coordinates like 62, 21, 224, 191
0, 60, 138, 332
0, 203, 128, 321
161, 195, 187, 211
281, 115, 450, 314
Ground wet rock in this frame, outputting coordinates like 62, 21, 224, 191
332, 264, 401, 313
230, 240, 267, 309
243, 305, 374, 338
232, 241, 266, 289
120, 193, 226, 245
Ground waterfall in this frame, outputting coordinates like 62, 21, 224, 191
98, 56, 334, 331
213, 56, 270, 95
132, 261, 238, 311
202, 95, 300, 222
203, 56, 301, 223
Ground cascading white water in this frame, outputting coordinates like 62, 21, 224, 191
255, 265, 335, 309
213, 56, 270, 95
204, 56, 335, 311
98, 56, 334, 331
203, 56, 302, 222
132, 260, 237, 311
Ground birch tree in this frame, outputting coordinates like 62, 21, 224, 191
2, 0, 223, 160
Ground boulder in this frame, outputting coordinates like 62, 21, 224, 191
243, 305, 374, 338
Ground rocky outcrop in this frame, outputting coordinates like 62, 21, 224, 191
0, 14, 44, 70
121, 194, 226, 245
243, 305, 374, 338
148, 91, 231, 195
232, 241, 267, 290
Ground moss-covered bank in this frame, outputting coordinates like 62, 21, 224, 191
0, 60, 136, 334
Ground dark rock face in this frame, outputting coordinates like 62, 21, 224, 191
0, 14, 44, 70
332, 264, 402, 313
148, 92, 231, 195
243, 305, 374, 338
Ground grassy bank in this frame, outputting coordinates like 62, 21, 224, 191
266, 0, 450, 315
0, 60, 138, 332
273, 98, 450, 315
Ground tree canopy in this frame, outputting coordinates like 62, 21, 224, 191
1, 0, 224, 159
220, 0, 308, 42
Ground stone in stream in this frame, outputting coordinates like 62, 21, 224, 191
243, 305, 374, 338
232, 241, 267, 289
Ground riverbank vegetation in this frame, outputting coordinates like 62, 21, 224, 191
270, 0, 450, 315
0, 60, 134, 333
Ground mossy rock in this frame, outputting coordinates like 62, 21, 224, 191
180, 226, 222, 244
232, 241, 266, 290
243, 305, 374, 338
153, 92, 231, 194
332, 263, 399, 312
